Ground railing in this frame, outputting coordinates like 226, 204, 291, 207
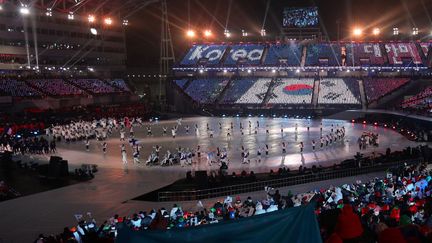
158, 158, 424, 202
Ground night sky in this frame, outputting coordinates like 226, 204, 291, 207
125, 0, 432, 68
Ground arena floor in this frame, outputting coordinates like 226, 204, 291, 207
0, 116, 423, 242
56, 116, 417, 173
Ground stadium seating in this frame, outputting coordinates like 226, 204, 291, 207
364, 78, 410, 103
174, 79, 189, 89
345, 43, 387, 66
0, 80, 42, 97
235, 78, 272, 104
318, 78, 361, 104
224, 44, 265, 66
305, 43, 342, 66
68, 79, 119, 94
26, 79, 84, 96
401, 86, 432, 109
264, 43, 302, 66
419, 42, 431, 58
267, 78, 314, 104
184, 78, 229, 104
180, 44, 228, 66
384, 42, 423, 66
220, 78, 271, 104
108, 79, 131, 92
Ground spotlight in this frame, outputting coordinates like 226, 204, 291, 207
223, 69, 227, 73
393, 27, 399, 36
272, 69, 276, 73
374, 122, 378, 126
247, 69, 252, 73
20, 6, 30, 15
351, 119, 355, 123
0, 5, 3, 11
199, 69, 204, 74
90, 28, 98, 36
372, 28, 380, 36
412, 27, 419, 36
353, 27, 362, 36
88, 15, 96, 23
242, 29, 248, 37
46, 8, 52, 16
122, 19, 129, 26
296, 69, 300, 73
186, 30, 195, 38
260, 29, 266, 37
68, 12, 74, 20
203, 30, 212, 38
224, 29, 231, 38
362, 121, 366, 124
104, 17, 113, 25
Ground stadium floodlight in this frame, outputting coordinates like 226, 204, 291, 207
88, 15, 96, 23
372, 28, 380, 36
90, 28, 98, 35
412, 27, 419, 36
68, 12, 74, 20
242, 29, 248, 37
46, 8, 52, 16
224, 29, 231, 38
393, 27, 399, 36
104, 17, 113, 25
19, 5, 30, 15
353, 27, 362, 36
203, 30, 212, 38
260, 29, 266, 37
122, 19, 129, 26
186, 30, 195, 38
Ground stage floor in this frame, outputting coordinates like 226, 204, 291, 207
0, 116, 423, 242
56, 116, 417, 173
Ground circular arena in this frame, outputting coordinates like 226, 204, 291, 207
0, 1, 432, 243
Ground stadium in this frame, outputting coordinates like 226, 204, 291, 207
0, 0, 432, 242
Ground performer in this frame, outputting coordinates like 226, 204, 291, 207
299, 142, 304, 153
120, 130, 125, 141
162, 126, 167, 136
85, 138, 90, 151
121, 144, 127, 165
281, 142, 286, 154
185, 125, 190, 134
146, 126, 152, 136
102, 142, 107, 154
311, 140, 316, 151
265, 144, 269, 155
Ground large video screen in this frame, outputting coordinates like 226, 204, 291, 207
283, 7, 319, 28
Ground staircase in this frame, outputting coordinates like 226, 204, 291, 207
358, 79, 367, 110
312, 79, 320, 108
262, 78, 277, 105
301, 46, 307, 67
214, 77, 234, 104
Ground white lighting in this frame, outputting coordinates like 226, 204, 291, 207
68, 12, 74, 20
223, 69, 227, 73
353, 28, 362, 36
272, 69, 276, 73
247, 69, 252, 73
46, 8, 52, 16
224, 29, 231, 38
242, 29, 248, 37
393, 27, 399, 36
199, 69, 204, 74
90, 28, 98, 35
0, 5, 3, 11
260, 29, 266, 37
20, 6, 30, 15
88, 15, 96, 23
122, 19, 129, 26
104, 17, 113, 25
296, 69, 300, 73
412, 27, 419, 36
